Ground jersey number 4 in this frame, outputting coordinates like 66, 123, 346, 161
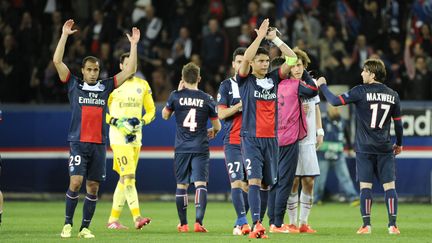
183, 108, 198, 131
370, 103, 390, 128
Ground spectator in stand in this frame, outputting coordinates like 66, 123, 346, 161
318, 25, 346, 71
171, 27, 192, 59
384, 37, 404, 97
415, 23, 432, 55
351, 34, 374, 69
151, 68, 172, 103
243, 0, 264, 30
359, 0, 384, 50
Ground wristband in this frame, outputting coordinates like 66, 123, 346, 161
272, 37, 284, 47
317, 128, 325, 136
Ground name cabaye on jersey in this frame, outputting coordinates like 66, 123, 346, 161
366, 93, 395, 104
179, 97, 204, 107
78, 92, 106, 105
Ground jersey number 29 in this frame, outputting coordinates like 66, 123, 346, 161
183, 108, 197, 131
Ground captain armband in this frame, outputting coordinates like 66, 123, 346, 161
285, 56, 298, 66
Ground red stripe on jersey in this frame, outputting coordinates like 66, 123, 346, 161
210, 116, 218, 120
60, 72, 71, 83
80, 106, 103, 143
229, 114, 241, 144
305, 84, 318, 91
113, 75, 118, 88
256, 100, 276, 137
338, 95, 346, 105
393, 117, 402, 121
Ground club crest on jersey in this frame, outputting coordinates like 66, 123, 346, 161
217, 93, 221, 102
98, 83, 105, 90
137, 88, 142, 94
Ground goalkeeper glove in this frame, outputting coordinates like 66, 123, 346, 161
108, 117, 134, 136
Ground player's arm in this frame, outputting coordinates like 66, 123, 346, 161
299, 70, 318, 97
392, 95, 403, 155
265, 27, 297, 77
238, 19, 270, 77
208, 117, 222, 139
141, 83, 156, 125
218, 102, 242, 120
52, 19, 77, 82
162, 92, 175, 120
162, 107, 173, 120
315, 104, 324, 149
316, 77, 345, 106
113, 27, 140, 87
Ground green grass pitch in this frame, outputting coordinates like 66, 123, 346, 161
1, 201, 432, 242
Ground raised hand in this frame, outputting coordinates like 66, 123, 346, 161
127, 27, 141, 45
254, 18, 269, 39
266, 27, 278, 41
62, 19, 78, 36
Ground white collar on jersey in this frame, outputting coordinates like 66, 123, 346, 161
230, 78, 240, 98
81, 81, 105, 91
256, 77, 274, 90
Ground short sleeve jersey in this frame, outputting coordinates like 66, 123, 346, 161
65, 73, 116, 144
217, 77, 242, 145
166, 88, 218, 153
237, 69, 282, 138
339, 83, 401, 153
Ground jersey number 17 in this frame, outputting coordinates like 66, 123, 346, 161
370, 103, 390, 129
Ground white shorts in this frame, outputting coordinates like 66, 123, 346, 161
296, 144, 320, 176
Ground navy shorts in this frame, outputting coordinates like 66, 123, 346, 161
174, 153, 209, 184
224, 144, 246, 183
356, 152, 396, 184
241, 137, 279, 186
69, 142, 107, 182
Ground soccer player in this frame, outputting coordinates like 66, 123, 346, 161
217, 47, 251, 235
53, 19, 140, 238
106, 52, 156, 229
267, 49, 318, 234
162, 62, 221, 233
286, 84, 323, 233
317, 58, 403, 235
237, 19, 313, 239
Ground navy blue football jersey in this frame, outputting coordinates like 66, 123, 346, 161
166, 88, 218, 153
339, 83, 401, 153
237, 69, 282, 138
217, 77, 242, 145
64, 73, 116, 144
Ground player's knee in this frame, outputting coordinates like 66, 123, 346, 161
248, 178, 261, 186
177, 184, 189, 189
194, 181, 207, 187
261, 184, 269, 190
69, 179, 82, 191
359, 182, 373, 189
86, 180, 100, 195
383, 181, 395, 191
231, 180, 243, 188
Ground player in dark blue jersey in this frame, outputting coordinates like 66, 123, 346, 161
162, 62, 221, 233
217, 47, 252, 235
317, 59, 403, 235
237, 19, 317, 239
53, 19, 140, 238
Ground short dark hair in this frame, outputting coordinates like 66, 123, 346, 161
232, 47, 246, 60
82, 56, 99, 67
255, 47, 269, 58
182, 62, 200, 84
363, 58, 386, 82
270, 56, 285, 71
119, 52, 130, 64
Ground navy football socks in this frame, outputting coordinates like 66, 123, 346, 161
231, 187, 247, 226
360, 188, 372, 226
385, 189, 398, 227
65, 189, 79, 226
175, 188, 188, 225
248, 185, 261, 223
195, 185, 208, 225
80, 193, 97, 230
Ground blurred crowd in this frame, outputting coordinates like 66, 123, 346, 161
0, 0, 431, 104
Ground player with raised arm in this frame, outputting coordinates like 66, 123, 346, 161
53, 19, 140, 238
217, 47, 251, 235
237, 19, 315, 239
106, 52, 156, 230
266, 48, 318, 234
317, 58, 403, 235
162, 63, 221, 233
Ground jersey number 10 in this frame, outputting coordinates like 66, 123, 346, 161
370, 103, 390, 129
